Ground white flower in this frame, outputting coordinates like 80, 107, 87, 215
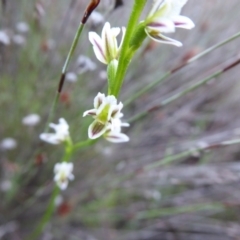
104, 118, 130, 143
88, 11, 104, 27
66, 72, 78, 82
76, 55, 97, 74
40, 118, 70, 145
16, 22, 29, 33
89, 22, 125, 64
0, 31, 10, 45
0, 138, 17, 150
22, 113, 41, 126
144, 0, 194, 47
54, 162, 74, 190
83, 93, 125, 139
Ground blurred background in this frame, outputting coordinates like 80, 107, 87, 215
1, 0, 240, 239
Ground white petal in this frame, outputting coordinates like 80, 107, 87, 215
59, 181, 68, 190
39, 133, 60, 144
148, 0, 166, 18
147, 18, 175, 33
54, 163, 61, 173
89, 32, 107, 64
172, 15, 195, 29
68, 173, 75, 181
111, 27, 120, 37
102, 22, 117, 61
94, 92, 106, 109
119, 27, 126, 50
169, 0, 188, 16
145, 29, 182, 47
88, 120, 108, 139
59, 118, 69, 129
83, 109, 97, 117
105, 132, 129, 143
121, 122, 130, 127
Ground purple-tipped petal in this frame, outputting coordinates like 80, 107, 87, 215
89, 32, 107, 64
172, 15, 195, 29
94, 92, 105, 109
88, 120, 108, 139
105, 131, 129, 143
145, 29, 182, 47
147, 18, 175, 33
83, 109, 97, 117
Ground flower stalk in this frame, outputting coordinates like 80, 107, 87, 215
110, 0, 147, 97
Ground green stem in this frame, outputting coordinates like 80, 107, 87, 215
25, 186, 59, 240
62, 23, 84, 75
124, 30, 240, 106
72, 139, 96, 152
111, 0, 147, 97
44, 23, 84, 131
25, 143, 75, 240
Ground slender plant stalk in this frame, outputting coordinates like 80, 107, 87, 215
124, 30, 240, 106
25, 186, 59, 240
72, 139, 97, 152
145, 137, 240, 171
136, 203, 224, 220
128, 55, 240, 123
45, 0, 100, 131
111, 0, 147, 97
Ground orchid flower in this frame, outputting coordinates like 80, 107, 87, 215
40, 118, 70, 145
83, 93, 126, 139
144, 0, 194, 47
54, 162, 74, 190
89, 22, 126, 64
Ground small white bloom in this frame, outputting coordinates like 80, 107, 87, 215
16, 22, 29, 33
12, 34, 26, 46
22, 113, 41, 126
88, 11, 104, 27
144, 0, 194, 46
89, 22, 125, 64
66, 72, 78, 82
40, 118, 70, 145
0, 31, 10, 45
0, 138, 17, 150
76, 55, 97, 74
54, 162, 74, 190
83, 93, 126, 139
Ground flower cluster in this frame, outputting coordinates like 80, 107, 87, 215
144, 0, 194, 46
83, 93, 129, 143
